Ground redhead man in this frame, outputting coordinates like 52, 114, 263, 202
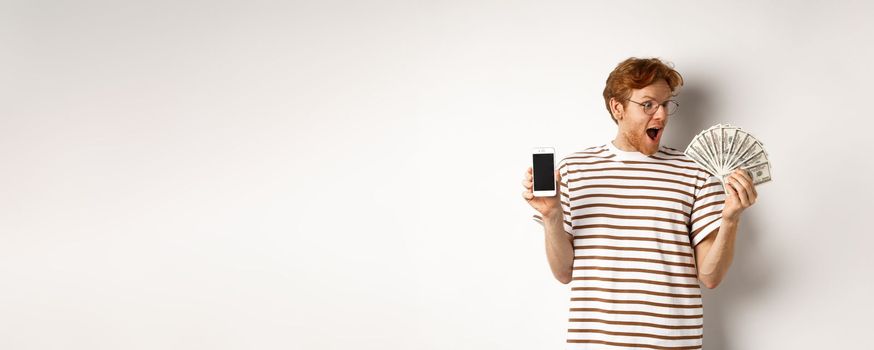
522, 57, 757, 349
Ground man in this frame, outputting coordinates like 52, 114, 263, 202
521, 57, 757, 349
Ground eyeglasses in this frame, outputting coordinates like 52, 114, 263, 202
626, 98, 679, 116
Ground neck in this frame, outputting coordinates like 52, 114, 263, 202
612, 131, 639, 152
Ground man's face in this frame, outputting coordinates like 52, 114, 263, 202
615, 79, 673, 155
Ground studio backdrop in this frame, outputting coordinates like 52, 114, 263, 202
2, 1, 873, 349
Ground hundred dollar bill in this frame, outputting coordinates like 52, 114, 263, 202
731, 140, 764, 171
725, 128, 743, 167
685, 146, 718, 176
727, 131, 754, 171
741, 162, 772, 185
691, 139, 719, 174
722, 126, 738, 172
713, 127, 724, 171
739, 149, 769, 169
701, 131, 719, 169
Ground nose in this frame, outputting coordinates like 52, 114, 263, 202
652, 105, 668, 121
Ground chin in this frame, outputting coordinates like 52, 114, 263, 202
626, 131, 661, 155
640, 141, 660, 155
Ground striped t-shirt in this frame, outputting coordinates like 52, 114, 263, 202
532, 140, 726, 350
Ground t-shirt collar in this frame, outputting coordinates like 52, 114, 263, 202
605, 139, 658, 162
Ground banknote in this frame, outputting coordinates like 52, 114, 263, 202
684, 124, 772, 186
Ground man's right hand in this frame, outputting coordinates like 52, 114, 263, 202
521, 167, 563, 219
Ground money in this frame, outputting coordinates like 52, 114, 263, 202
742, 162, 772, 185
684, 123, 773, 186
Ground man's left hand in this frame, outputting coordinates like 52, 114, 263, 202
722, 168, 757, 222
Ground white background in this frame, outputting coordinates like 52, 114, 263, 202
2, 1, 874, 349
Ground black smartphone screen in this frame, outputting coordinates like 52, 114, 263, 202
532, 153, 555, 191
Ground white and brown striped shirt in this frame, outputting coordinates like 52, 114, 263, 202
532, 141, 725, 350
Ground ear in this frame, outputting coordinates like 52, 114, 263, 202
609, 97, 624, 122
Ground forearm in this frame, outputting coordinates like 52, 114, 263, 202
542, 212, 575, 284
697, 218, 739, 288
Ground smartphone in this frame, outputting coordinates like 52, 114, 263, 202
532, 147, 556, 197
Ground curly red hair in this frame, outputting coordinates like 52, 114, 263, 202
602, 57, 684, 124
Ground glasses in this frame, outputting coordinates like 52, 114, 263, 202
626, 98, 679, 116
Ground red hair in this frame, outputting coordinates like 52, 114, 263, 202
602, 57, 684, 124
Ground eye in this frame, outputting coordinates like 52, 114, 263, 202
642, 101, 655, 110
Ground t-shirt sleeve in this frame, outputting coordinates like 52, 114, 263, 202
531, 159, 574, 237
688, 171, 727, 246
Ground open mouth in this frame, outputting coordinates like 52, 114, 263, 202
646, 127, 661, 141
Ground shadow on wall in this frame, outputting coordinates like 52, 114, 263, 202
668, 84, 780, 350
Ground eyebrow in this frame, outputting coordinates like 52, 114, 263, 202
641, 95, 673, 101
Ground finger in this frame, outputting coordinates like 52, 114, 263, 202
737, 169, 757, 197
527, 167, 532, 174
724, 180, 739, 201
729, 178, 750, 207
730, 173, 756, 205
737, 168, 753, 182
733, 177, 751, 207
554, 170, 562, 191
742, 169, 759, 197
739, 171, 759, 205
730, 172, 753, 191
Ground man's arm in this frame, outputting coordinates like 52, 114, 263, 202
541, 211, 575, 284
693, 218, 738, 289
523, 167, 575, 284
693, 169, 757, 289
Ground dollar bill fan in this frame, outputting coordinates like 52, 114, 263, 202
683, 123, 772, 185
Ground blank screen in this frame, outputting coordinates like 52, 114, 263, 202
532, 153, 555, 191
